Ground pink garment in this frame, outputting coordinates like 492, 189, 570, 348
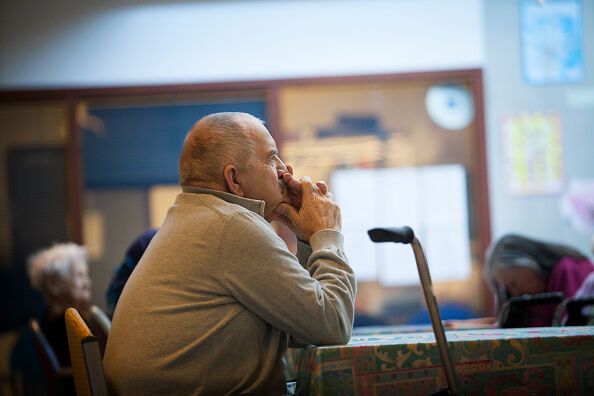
574, 272, 594, 299
526, 256, 594, 327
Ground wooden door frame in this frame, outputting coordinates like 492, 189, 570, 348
0, 68, 492, 313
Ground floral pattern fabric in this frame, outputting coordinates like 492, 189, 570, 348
294, 327, 594, 395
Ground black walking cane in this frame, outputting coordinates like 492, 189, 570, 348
368, 226, 457, 395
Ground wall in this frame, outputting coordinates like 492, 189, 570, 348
1, 0, 593, 304
84, 189, 150, 310
0, 0, 484, 88
484, 0, 594, 256
0, 0, 485, 310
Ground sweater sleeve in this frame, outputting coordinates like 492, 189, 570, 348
295, 239, 313, 269
217, 211, 357, 345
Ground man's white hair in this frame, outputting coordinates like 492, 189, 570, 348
178, 112, 260, 186
27, 243, 87, 293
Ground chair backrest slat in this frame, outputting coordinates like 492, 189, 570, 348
89, 305, 111, 336
82, 336, 109, 396
30, 319, 61, 372
65, 307, 107, 396
30, 319, 74, 396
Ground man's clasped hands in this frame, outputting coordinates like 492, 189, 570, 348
272, 165, 341, 243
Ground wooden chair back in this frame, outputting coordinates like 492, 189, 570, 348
65, 307, 108, 396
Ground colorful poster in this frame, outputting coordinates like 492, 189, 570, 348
502, 112, 564, 195
520, 0, 584, 85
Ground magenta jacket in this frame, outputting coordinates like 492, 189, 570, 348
527, 256, 594, 327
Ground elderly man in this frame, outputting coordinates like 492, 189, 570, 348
104, 112, 356, 395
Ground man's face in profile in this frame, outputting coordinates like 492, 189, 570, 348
238, 118, 291, 222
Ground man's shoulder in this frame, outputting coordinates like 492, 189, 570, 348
204, 195, 268, 226
222, 206, 272, 234
193, 193, 270, 227
180, 192, 256, 214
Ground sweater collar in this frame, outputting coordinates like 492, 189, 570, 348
181, 185, 266, 217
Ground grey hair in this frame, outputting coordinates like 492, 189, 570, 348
178, 112, 261, 186
27, 243, 87, 293
484, 234, 587, 305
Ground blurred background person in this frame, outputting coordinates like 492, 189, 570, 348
484, 234, 594, 327
105, 228, 157, 317
10, 243, 95, 396
26, 243, 92, 366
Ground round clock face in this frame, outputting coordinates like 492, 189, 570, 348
425, 84, 475, 130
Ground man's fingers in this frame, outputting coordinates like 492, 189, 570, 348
276, 203, 299, 222
283, 172, 328, 196
300, 176, 315, 199
316, 181, 328, 194
283, 173, 301, 193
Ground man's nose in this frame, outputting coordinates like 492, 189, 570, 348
276, 162, 289, 178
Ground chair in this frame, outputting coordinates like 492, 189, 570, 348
89, 305, 111, 336
552, 297, 594, 326
29, 319, 75, 396
498, 292, 564, 328
65, 307, 108, 396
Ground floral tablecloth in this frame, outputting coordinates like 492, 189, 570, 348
294, 326, 594, 395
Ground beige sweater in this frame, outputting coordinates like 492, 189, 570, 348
103, 187, 356, 395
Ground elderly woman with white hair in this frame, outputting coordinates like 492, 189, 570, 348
27, 242, 95, 366
484, 234, 594, 327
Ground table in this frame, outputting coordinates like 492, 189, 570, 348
294, 326, 594, 395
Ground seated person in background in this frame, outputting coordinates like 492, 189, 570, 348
105, 228, 157, 317
484, 234, 594, 327
27, 243, 94, 366
104, 112, 356, 395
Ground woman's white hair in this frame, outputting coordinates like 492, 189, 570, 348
27, 243, 87, 293
483, 233, 587, 307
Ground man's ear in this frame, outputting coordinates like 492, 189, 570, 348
223, 164, 244, 196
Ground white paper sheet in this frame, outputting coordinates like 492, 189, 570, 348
331, 164, 471, 286
333, 169, 378, 281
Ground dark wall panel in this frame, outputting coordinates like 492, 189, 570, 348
83, 100, 266, 187
2, 146, 68, 330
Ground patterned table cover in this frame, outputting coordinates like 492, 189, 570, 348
294, 326, 594, 395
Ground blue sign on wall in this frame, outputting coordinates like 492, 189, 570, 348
83, 100, 266, 187
520, 0, 584, 85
